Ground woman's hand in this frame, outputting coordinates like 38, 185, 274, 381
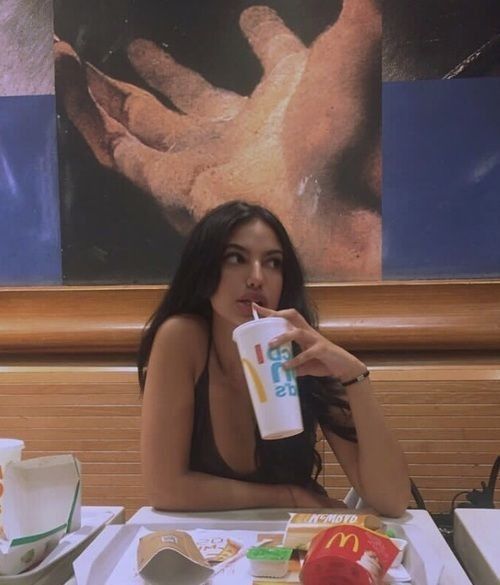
254, 304, 366, 382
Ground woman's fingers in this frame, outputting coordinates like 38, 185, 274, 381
55, 40, 197, 215
239, 5, 305, 75
282, 345, 318, 370
127, 39, 245, 120
269, 327, 316, 350
85, 63, 192, 151
282, 0, 381, 188
54, 40, 126, 169
252, 304, 277, 317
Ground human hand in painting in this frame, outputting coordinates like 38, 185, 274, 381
54, 0, 381, 279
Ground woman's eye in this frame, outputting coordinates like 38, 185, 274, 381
224, 252, 244, 264
266, 257, 283, 269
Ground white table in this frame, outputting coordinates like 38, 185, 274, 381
454, 509, 500, 585
126, 506, 471, 584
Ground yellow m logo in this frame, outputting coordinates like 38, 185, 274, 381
326, 532, 359, 553
241, 359, 267, 403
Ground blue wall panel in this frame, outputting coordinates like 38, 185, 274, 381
383, 78, 500, 279
0, 95, 61, 284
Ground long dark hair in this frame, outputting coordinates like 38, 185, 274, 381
138, 200, 315, 388
137, 200, 355, 485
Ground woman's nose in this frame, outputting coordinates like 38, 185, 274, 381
246, 261, 263, 288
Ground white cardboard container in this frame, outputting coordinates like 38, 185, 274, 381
0, 455, 81, 577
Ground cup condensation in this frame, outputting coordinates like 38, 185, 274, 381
0, 438, 24, 532
232, 317, 303, 440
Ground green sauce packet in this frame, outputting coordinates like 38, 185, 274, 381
246, 547, 293, 561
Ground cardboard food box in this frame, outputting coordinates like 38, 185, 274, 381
0, 454, 81, 576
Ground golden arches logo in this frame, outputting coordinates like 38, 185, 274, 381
325, 532, 359, 553
241, 359, 267, 403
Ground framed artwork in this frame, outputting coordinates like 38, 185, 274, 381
0, 0, 499, 286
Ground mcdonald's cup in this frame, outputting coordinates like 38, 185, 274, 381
232, 317, 304, 440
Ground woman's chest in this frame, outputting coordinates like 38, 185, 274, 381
207, 371, 258, 475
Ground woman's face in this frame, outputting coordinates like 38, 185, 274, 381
210, 218, 284, 327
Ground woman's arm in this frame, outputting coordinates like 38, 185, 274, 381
321, 380, 411, 517
254, 305, 411, 517
141, 315, 339, 510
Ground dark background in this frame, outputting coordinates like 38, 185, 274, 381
383, 0, 500, 80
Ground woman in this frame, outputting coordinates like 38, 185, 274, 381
139, 201, 410, 515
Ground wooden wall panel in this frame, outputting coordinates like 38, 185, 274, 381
1, 360, 499, 517
1, 280, 499, 353
1, 281, 499, 517
0, 365, 144, 519
319, 366, 500, 513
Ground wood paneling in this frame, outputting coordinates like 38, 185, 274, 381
1, 280, 499, 353
0, 365, 143, 519
1, 360, 499, 516
1, 281, 499, 517
318, 366, 500, 513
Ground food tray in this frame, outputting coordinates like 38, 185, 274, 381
72, 522, 444, 585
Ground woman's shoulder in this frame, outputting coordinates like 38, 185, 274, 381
155, 314, 209, 348
153, 314, 209, 373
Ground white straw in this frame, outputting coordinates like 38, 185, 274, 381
252, 303, 260, 320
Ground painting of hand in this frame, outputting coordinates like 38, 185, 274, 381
54, 0, 381, 279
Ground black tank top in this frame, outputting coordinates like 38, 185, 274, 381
188, 342, 327, 494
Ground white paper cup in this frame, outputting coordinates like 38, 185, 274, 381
232, 317, 304, 440
0, 438, 24, 532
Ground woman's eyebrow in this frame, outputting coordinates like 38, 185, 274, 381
224, 243, 283, 255
224, 243, 247, 252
